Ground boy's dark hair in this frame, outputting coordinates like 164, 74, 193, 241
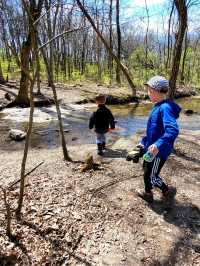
95, 94, 106, 104
159, 87, 168, 93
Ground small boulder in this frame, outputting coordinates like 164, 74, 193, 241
9, 129, 26, 141
184, 109, 194, 115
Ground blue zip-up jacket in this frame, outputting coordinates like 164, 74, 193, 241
141, 99, 181, 159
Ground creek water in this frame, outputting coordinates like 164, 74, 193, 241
110, 97, 200, 137
0, 98, 199, 149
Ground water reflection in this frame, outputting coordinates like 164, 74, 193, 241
108, 97, 200, 137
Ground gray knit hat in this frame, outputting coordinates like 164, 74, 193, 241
144, 76, 169, 92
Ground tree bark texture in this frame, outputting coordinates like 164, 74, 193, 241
169, 0, 187, 99
116, 0, 121, 84
16, 0, 43, 105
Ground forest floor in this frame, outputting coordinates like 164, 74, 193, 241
0, 81, 200, 266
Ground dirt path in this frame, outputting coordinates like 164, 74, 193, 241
0, 129, 199, 265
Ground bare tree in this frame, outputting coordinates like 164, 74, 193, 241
169, 0, 187, 98
116, 0, 121, 84
180, 28, 189, 83
108, 0, 113, 84
43, 0, 71, 161
16, 0, 44, 218
15, 0, 44, 106
144, 0, 149, 80
166, 2, 175, 71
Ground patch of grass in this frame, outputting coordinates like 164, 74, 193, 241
1, 54, 200, 90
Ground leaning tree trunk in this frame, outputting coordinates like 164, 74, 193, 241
44, 0, 71, 161
76, 0, 136, 95
169, 0, 187, 99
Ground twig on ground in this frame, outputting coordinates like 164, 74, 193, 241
8, 161, 44, 190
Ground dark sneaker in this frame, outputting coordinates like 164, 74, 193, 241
97, 149, 103, 156
162, 187, 177, 202
137, 191, 154, 203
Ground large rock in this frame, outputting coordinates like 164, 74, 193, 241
9, 129, 26, 141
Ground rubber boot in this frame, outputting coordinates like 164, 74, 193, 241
97, 143, 103, 155
102, 142, 106, 151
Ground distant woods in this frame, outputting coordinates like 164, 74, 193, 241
0, 0, 199, 99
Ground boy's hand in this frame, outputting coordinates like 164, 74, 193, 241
108, 128, 114, 133
148, 144, 159, 156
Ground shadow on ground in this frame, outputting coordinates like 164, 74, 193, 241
148, 198, 200, 265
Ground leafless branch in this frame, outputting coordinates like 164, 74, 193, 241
38, 26, 89, 50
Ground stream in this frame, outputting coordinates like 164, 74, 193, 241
0, 98, 199, 149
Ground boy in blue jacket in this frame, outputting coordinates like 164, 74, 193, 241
138, 76, 181, 203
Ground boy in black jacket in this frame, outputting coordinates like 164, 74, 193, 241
89, 95, 115, 155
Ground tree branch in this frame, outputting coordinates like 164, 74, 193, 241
38, 26, 88, 50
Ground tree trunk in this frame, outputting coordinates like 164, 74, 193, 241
44, 0, 71, 161
108, 0, 113, 84
16, 0, 43, 106
166, 2, 175, 71
96, 15, 102, 81
0, 60, 6, 84
180, 29, 188, 84
116, 0, 121, 84
16, 0, 44, 218
16, 35, 31, 106
169, 0, 187, 99
81, 31, 87, 76
36, 44, 41, 94
16, 76, 36, 219
144, 0, 149, 80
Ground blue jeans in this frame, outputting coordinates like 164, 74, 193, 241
96, 133, 106, 144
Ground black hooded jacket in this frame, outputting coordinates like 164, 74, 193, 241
89, 104, 115, 134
